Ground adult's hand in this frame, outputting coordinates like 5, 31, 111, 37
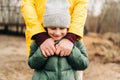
40, 38, 56, 57
55, 39, 73, 56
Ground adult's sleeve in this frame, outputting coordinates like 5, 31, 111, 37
68, 0, 88, 39
32, 32, 51, 46
20, 0, 46, 40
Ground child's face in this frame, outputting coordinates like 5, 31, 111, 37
47, 27, 67, 40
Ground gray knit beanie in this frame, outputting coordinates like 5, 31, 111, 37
43, 0, 70, 28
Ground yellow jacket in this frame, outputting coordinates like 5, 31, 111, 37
21, 0, 88, 55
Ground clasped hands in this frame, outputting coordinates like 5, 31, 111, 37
40, 38, 74, 57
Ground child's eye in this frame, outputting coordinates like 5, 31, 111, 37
60, 28, 65, 30
50, 27, 56, 30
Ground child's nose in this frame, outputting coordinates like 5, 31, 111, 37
55, 29, 61, 35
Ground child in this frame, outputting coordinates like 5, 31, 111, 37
28, 1, 89, 79
29, 29, 88, 80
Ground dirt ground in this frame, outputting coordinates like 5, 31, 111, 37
0, 33, 120, 80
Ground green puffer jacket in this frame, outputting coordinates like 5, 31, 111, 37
28, 41, 89, 80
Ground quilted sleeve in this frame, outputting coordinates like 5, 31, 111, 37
67, 41, 89, 70
28, 42, 47, 70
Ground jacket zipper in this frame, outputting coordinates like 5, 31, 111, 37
58, 56, 61, 80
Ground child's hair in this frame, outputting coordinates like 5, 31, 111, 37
43, 0, 70, 28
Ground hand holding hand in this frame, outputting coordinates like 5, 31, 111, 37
55, 39, 73, 56
40, 38, 56, 57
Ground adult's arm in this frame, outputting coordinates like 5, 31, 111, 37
21, 0, 46, 40
68, 0, 88, 39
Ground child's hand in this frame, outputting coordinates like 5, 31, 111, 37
40, 38, 56, 57
55, 39, 73, 56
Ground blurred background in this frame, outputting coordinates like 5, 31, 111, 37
0, 0, 120, 80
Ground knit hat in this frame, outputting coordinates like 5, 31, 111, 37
43, 0, 70, 28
